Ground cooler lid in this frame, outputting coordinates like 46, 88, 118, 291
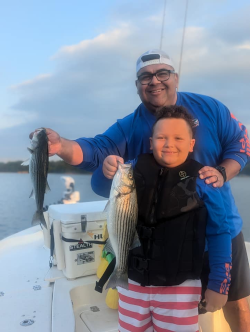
48, 200, 108, 224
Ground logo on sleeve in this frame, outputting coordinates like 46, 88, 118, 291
192, 119, 199, 128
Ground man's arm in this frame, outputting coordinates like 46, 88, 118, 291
30, 118, 128, 169
220, 159, 241, 180
199, 99, 249, 187
56, 137, 83, 165
30, 128, 83, 165
199, 159, 241, 188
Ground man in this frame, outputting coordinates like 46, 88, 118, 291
31, 49, 250, 331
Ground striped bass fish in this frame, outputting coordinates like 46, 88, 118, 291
105, 162, 139, 290
22, 128, 50, 229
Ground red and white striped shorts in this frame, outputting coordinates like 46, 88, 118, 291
117, 279, 201, 332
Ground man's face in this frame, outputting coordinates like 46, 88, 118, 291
150, 118, 195, 168
136, 64, 179, 114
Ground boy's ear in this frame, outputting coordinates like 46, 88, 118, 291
149, 137, 153, 150
189, 139, 195, 152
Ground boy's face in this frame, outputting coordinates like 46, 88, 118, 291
150, 118, 195, 168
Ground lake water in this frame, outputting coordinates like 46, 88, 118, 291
0, 173, 249, 241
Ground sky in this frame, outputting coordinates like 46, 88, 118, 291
1, 0, 250, 162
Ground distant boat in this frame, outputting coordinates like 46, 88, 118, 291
60, 176, 80, 204
43, 176, 80, 212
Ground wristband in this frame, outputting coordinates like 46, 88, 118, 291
215, 166, 227, 183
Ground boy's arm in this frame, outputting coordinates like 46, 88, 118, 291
196, 178, 232, 310
92, 157, 137, 198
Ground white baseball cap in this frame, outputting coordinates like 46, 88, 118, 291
136, 49, 175, 75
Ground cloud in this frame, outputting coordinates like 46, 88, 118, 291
237, 43, 250, 50
2, 1, 250, 161
8, 24, 145, 138
53, 26, 132, 59
11, 74, 51, 90
177, 15, 250, 121
0, 110, 38, 130
211, 5, 250, 46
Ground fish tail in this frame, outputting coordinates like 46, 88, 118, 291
32, 211, 47, 229
106, 270, 129, 290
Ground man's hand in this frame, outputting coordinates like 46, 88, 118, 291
199, 166, 224, 188
103, 155, 124, 179
29, 128, 62, 157
205, 289, 228, 312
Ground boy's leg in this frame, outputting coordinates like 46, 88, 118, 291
117, 280, 154, 332
200, 232, 250, 332
150, 280, 201, 332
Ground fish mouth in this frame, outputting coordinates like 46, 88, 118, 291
117, 161, 132, 170
118, 162, 131, 168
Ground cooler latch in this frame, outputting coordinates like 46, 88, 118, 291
81, 215, 87, 232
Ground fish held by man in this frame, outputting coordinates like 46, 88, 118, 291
104, 162, 140, 290
22, 128, 50, 229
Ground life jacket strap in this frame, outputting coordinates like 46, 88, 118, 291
61, 236, 107, 245
95, 257, 116, 293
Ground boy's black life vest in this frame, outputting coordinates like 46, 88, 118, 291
128, 154, 207, 287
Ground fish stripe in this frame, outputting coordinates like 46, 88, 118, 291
116, 193, 137, 271
107, 163, 138, 288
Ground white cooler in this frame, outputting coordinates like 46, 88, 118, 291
46, 200, 108, 279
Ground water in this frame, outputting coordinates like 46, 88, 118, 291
0, 173, 106, 240
0, 173, 249, 241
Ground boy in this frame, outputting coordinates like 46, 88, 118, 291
103, 105, 231, 332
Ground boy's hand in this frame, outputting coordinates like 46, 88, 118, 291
103, 155, 124, 179
205, 289, 228, 312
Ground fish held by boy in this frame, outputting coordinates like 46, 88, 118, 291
22, 128, 50, 229
105, 162, 140, 290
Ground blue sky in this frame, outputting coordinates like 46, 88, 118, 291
1, 0, 250, 161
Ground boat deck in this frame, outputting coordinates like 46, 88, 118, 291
0, 226, 52, 332
0, 227, 250, 332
